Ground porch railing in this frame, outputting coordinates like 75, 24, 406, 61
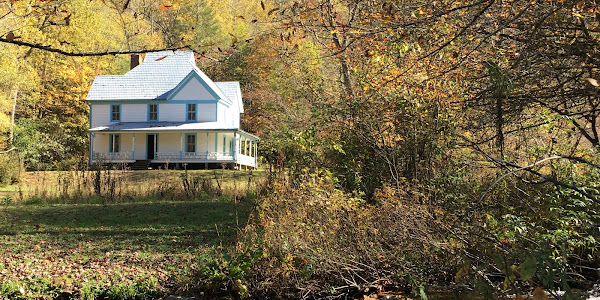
92, 152, 130, 161
155, 152, 235, 161
237, 154, 256, 166
92, 151, 256, 167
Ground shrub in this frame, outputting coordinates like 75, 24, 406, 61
239, 171, 447, 298
184, 248, 262, 299
0, 153, 21, 186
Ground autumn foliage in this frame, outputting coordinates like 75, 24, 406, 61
0, 0, 599, 298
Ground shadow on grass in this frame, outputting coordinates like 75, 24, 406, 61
0, 201, 252, 253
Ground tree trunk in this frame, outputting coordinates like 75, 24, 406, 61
9, 88, 17, 147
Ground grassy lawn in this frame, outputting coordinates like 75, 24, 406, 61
0, 199, 253, 299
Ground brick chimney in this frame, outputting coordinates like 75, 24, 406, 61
130, 54, 142, 69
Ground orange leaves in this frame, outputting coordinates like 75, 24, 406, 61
389, 68, 401, 78
532, 287, 549, 300
158, 4, 172, 10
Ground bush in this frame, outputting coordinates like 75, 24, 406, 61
0, 153, 21, 186
239, 171, 448, 298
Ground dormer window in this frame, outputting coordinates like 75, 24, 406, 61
148, 104, 158, 121
111, 104, 121, 122
187, 104, 197, 121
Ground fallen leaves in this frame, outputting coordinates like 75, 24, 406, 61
0, 199, 246, 298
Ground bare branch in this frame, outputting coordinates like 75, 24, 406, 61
0, 37, 191, 57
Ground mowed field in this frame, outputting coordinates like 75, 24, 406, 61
0, 170, 261, 299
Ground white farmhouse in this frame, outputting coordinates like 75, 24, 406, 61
87, 51, 259, 169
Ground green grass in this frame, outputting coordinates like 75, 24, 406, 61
0, 200, 253, 299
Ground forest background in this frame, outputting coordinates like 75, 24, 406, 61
0, 0, 599, 298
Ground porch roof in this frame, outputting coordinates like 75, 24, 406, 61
89, 122, 260, 139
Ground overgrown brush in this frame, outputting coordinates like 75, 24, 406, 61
233, 170, 449, 299
3, 166, 264, 205
0, 152, 22, 186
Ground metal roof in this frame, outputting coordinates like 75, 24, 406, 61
86, 51, 235, 106
214, 82, 243, 112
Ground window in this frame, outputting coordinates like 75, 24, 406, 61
186, 104, 196, 121
109, 134, 120, 153
185, 134, 196, 153
148, 104, 158, 121
223, 136, 226, 152
110, 105, 120, 122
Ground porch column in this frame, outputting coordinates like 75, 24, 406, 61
90, 133, 95, 162
111, 134, 115, 160
180, 132, 183, 160
132, 133, 135, 160
214, 132, 218, 153
254, 140, 258, 168
206, 132, 209, 159
233, 132, 237, 160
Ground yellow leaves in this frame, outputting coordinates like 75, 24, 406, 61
454, 263, 469, 282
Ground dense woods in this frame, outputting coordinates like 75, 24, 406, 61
1, 0, 599, 298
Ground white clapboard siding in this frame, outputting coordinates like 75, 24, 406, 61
158, 133, 180, 153
197, 103, 217, 122
134, 133, 147, 159
217, 103, 227, 124
223, 103, 240, 128
91, 104, 110, 127
171, 77, 217, 101
122, 104, 147, 122
159, 103, 186, 122
120, 134, 132, 155
93, 133, 108, 153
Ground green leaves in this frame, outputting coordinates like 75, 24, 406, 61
518, 256, 537, 281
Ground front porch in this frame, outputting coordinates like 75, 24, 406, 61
89, 127, 259, 169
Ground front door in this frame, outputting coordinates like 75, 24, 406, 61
147, 134, 157, 159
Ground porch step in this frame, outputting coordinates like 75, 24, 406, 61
130, 160, 150, 170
